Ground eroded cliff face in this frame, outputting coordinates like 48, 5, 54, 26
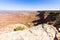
32, 11, 60, 32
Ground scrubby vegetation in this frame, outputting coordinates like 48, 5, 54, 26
14, 26, 24, 31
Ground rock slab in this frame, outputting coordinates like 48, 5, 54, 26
0, 24, 57, 40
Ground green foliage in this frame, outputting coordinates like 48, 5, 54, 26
14, 26, 24, 31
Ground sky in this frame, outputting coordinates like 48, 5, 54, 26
0, 0, 60, 11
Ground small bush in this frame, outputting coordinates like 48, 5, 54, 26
14, 26, 24, 31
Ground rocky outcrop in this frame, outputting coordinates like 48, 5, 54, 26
0, 24, 57, 40
0, 24, 28, 34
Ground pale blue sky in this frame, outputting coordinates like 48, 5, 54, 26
0, 0, 60, 10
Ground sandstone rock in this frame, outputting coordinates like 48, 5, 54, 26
0, 24, 28, 34
0, 24, 57, 40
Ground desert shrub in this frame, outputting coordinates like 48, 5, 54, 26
14, 26, 24, 31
